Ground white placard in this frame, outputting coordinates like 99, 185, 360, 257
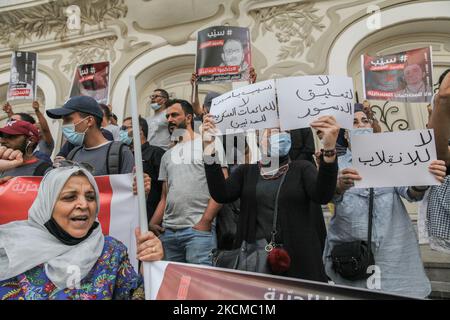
352, 129, 439, 188
210, 79, 278, 134
276, 75, 354, 130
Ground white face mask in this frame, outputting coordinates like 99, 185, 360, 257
348, 127, 373, 145
61, 117, 90, 146
150, 103, 162, 111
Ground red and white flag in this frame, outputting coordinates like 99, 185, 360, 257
0, 174, 139, 270
144, 261, 414, 300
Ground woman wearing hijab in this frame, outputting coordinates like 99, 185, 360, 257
0, 165, 163, 300
201, 114, 340, 282
323, 105, 447, 298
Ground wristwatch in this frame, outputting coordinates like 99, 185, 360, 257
322, 148, 337, 157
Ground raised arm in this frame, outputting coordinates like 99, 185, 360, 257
429, 72, 450, 165
2, 102, 13, 118
190, 72, 203, 117
202, 114, 244, 203
305, 115, 339, 203
32, 101, 54, 147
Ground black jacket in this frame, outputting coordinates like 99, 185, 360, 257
204, 158, 338, 282
141, 142, 166, 220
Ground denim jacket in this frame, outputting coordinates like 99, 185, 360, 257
323, 149, 431, 298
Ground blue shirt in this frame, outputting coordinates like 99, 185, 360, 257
323, 149, 431, 298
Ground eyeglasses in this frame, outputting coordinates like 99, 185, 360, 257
120, 125, 132, 131
150, 94, 166, 99
57, 160, 95, 174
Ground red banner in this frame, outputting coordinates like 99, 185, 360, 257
146, 261, 416, 300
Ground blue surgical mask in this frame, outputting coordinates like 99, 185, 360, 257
61, 117, 89, 146
150, 103, 162, 111
349, 128, 373, 145
119, 129, 132, 145
269, 132, 291, 157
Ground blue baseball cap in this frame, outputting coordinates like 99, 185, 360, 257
46, 96, 103, 120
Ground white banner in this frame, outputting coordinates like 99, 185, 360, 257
210, 79, 278, 134
276, 75, 354, 130
352, 129, 439, 188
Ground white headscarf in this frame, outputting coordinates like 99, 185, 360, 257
0, 167, 104, 289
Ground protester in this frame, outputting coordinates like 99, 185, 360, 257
202, 113, 339, 281
322, 104, 447, 298
100, 103, 120, 141
149, 99, 226, 266
121, 116, 165, 221
145, 89, 172, 150
111, 113, 118, 126
0, 166, 163, 300
56, 102, 115, 159
0, 120, 51, 177
47, 96, 135, 176
423, 69, 450, 254
2, 101, 55, 163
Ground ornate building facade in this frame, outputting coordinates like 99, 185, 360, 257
0, 0, 449, 297
0, 0, 449, 157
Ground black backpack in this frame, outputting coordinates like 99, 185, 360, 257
33, 161, 52, 176
66, 141, 125, 175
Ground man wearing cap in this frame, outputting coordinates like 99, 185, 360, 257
46, 96, 135, 176
0, 120, 51, 177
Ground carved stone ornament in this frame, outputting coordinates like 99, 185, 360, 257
0, 0, 127, 47
61, 36, 117, 73
370, 101, 410, 132
249, 1, 326, 61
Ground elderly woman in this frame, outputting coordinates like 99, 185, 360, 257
201, 114, 339, 282
323, 105, 447, 298
0, 165, 163, 300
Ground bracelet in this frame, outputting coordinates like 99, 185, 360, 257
321, 148, 337, 157
411, 186, 429, 192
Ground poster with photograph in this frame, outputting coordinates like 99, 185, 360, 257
361, 47, 433, 103
7, 51, 37, 101
196, 26, 251, 83
69, 61, 110, 104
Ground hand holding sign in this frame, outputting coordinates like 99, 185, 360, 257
337, 168, 362, 194
427, 160, 447, 183
310, 115, 340, 151
352, 129, 440, 188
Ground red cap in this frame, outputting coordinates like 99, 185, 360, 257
0, 120, 40, 142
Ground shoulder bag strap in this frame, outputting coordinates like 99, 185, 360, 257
266, 172, 287, 251
367, 188, 374, 251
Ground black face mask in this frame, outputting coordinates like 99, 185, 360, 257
44, 217, 99, 246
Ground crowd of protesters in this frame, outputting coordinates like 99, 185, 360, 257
0, 67, 449, 300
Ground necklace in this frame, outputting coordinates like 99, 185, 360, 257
259, 162, 290, 180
